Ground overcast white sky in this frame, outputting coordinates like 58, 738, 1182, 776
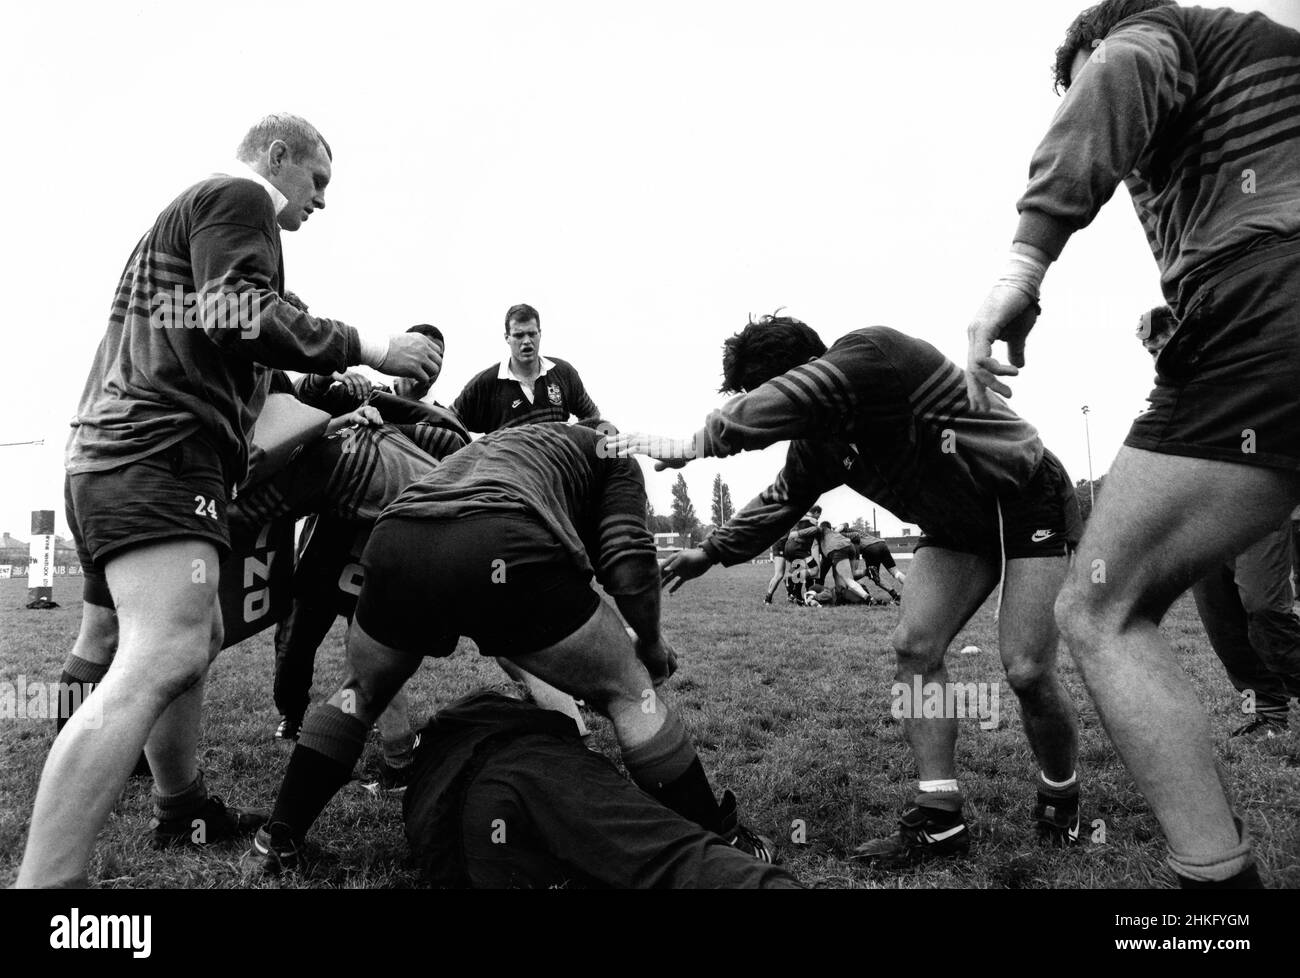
1, 0, 1296, 542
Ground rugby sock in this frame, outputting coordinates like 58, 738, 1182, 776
623, 711, 722, 834
913, 788, 964, 825
1039, 770, 1078, 792
918, 779, 960, 795
269, 704, 367, 842
1169, 816, 1258, 887
153, 769, 209, 822
54, 655, 108, 734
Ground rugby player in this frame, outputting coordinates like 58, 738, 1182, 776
762, 534, 789, 604
404, 687, 799, 888
16, 114, 442, 888
247, 422, 774, 872
451, 304, 602, 433
846, 527, 903, 604
611, 314, 1083, 865
964, 0, 1300, 886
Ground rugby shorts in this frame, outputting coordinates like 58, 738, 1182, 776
355, 512, 601, 658
65, 430, 230, 608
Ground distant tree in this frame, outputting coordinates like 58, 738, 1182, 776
851, 516, 868, 535
651, 514, 674, 534
1075, 476, 1105, 523
710, 474, 734, 527
670, 473, 701, 541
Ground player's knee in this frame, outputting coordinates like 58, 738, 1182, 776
1054, 579, 1109, 658
74, 611, 119, 665
890, 622, 945, 675
1002, 654, 1049, 695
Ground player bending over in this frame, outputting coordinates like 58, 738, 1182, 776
246, 421, 774, 873
611, 314, 1083, 866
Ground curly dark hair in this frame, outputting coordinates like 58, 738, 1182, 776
719, 312, 828, 394
1052, 0, 1176, 92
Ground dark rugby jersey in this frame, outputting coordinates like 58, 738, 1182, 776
782, 519, 816, 561
698, 327, 1045, 566
231, 370, 468, 529
451, 357, 600, 433
1016, 5, 1300, 304
67, 175, 363, 485
380, 423, 656, 594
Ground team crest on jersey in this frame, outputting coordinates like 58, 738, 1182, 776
547, 383, 562, 406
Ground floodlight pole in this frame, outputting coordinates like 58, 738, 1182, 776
1082, 406, 1095, 511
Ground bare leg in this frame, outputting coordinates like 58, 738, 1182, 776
1056, 447, 1300, 867
509, 602, 666, 750
889, 547, 1000, 780
832, 558, 870, 603
17, 540, 220, 887
998, 556, 1077, 781
765, 556, 787, 600
496, 657, 588, 735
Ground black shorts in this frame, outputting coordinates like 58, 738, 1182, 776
915, 449, 1081, 561
65, 431, 231, 609
825, 546, 854, 566
770, 537, 788, 559
859, 541, 895, 569
1129, 236, 1300, 471
355, 513, 602, 658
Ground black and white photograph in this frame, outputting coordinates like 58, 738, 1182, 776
0, 0, 1297, 956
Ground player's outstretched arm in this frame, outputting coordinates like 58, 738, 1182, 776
605, 432, 692, 470
660, 548, 714, 594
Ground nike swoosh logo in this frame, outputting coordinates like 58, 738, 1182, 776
1031, 530, 1056, 543
511, 399, 523, 408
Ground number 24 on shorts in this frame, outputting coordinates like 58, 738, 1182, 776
194, 495, 219, 519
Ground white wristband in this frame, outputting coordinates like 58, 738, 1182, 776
359, 335, 390, 370
996, 250, 1048, 302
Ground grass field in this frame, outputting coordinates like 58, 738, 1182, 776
2, 565, 1298, 889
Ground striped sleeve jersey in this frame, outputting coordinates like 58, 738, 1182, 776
379, 422, 657, 594
230, 422, 457, 530
66, 176, 363, 486
1016, 5, 1300, 303
697, 327, 1045, 566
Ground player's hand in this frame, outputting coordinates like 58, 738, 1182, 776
660, 548, 713, 594
343, 405, 383, 427
391, 376, 429, 401
965, 285, 1039, 412
381, 333, 443, 384
636, 634, 678, 686
329, 371, 374, 401
604, 432, 692, 471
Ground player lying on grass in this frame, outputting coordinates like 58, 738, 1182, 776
610, 314, 1084, 867
246, 421, 775, 873
403, 686, 800, 888
17, 114, 444, 888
